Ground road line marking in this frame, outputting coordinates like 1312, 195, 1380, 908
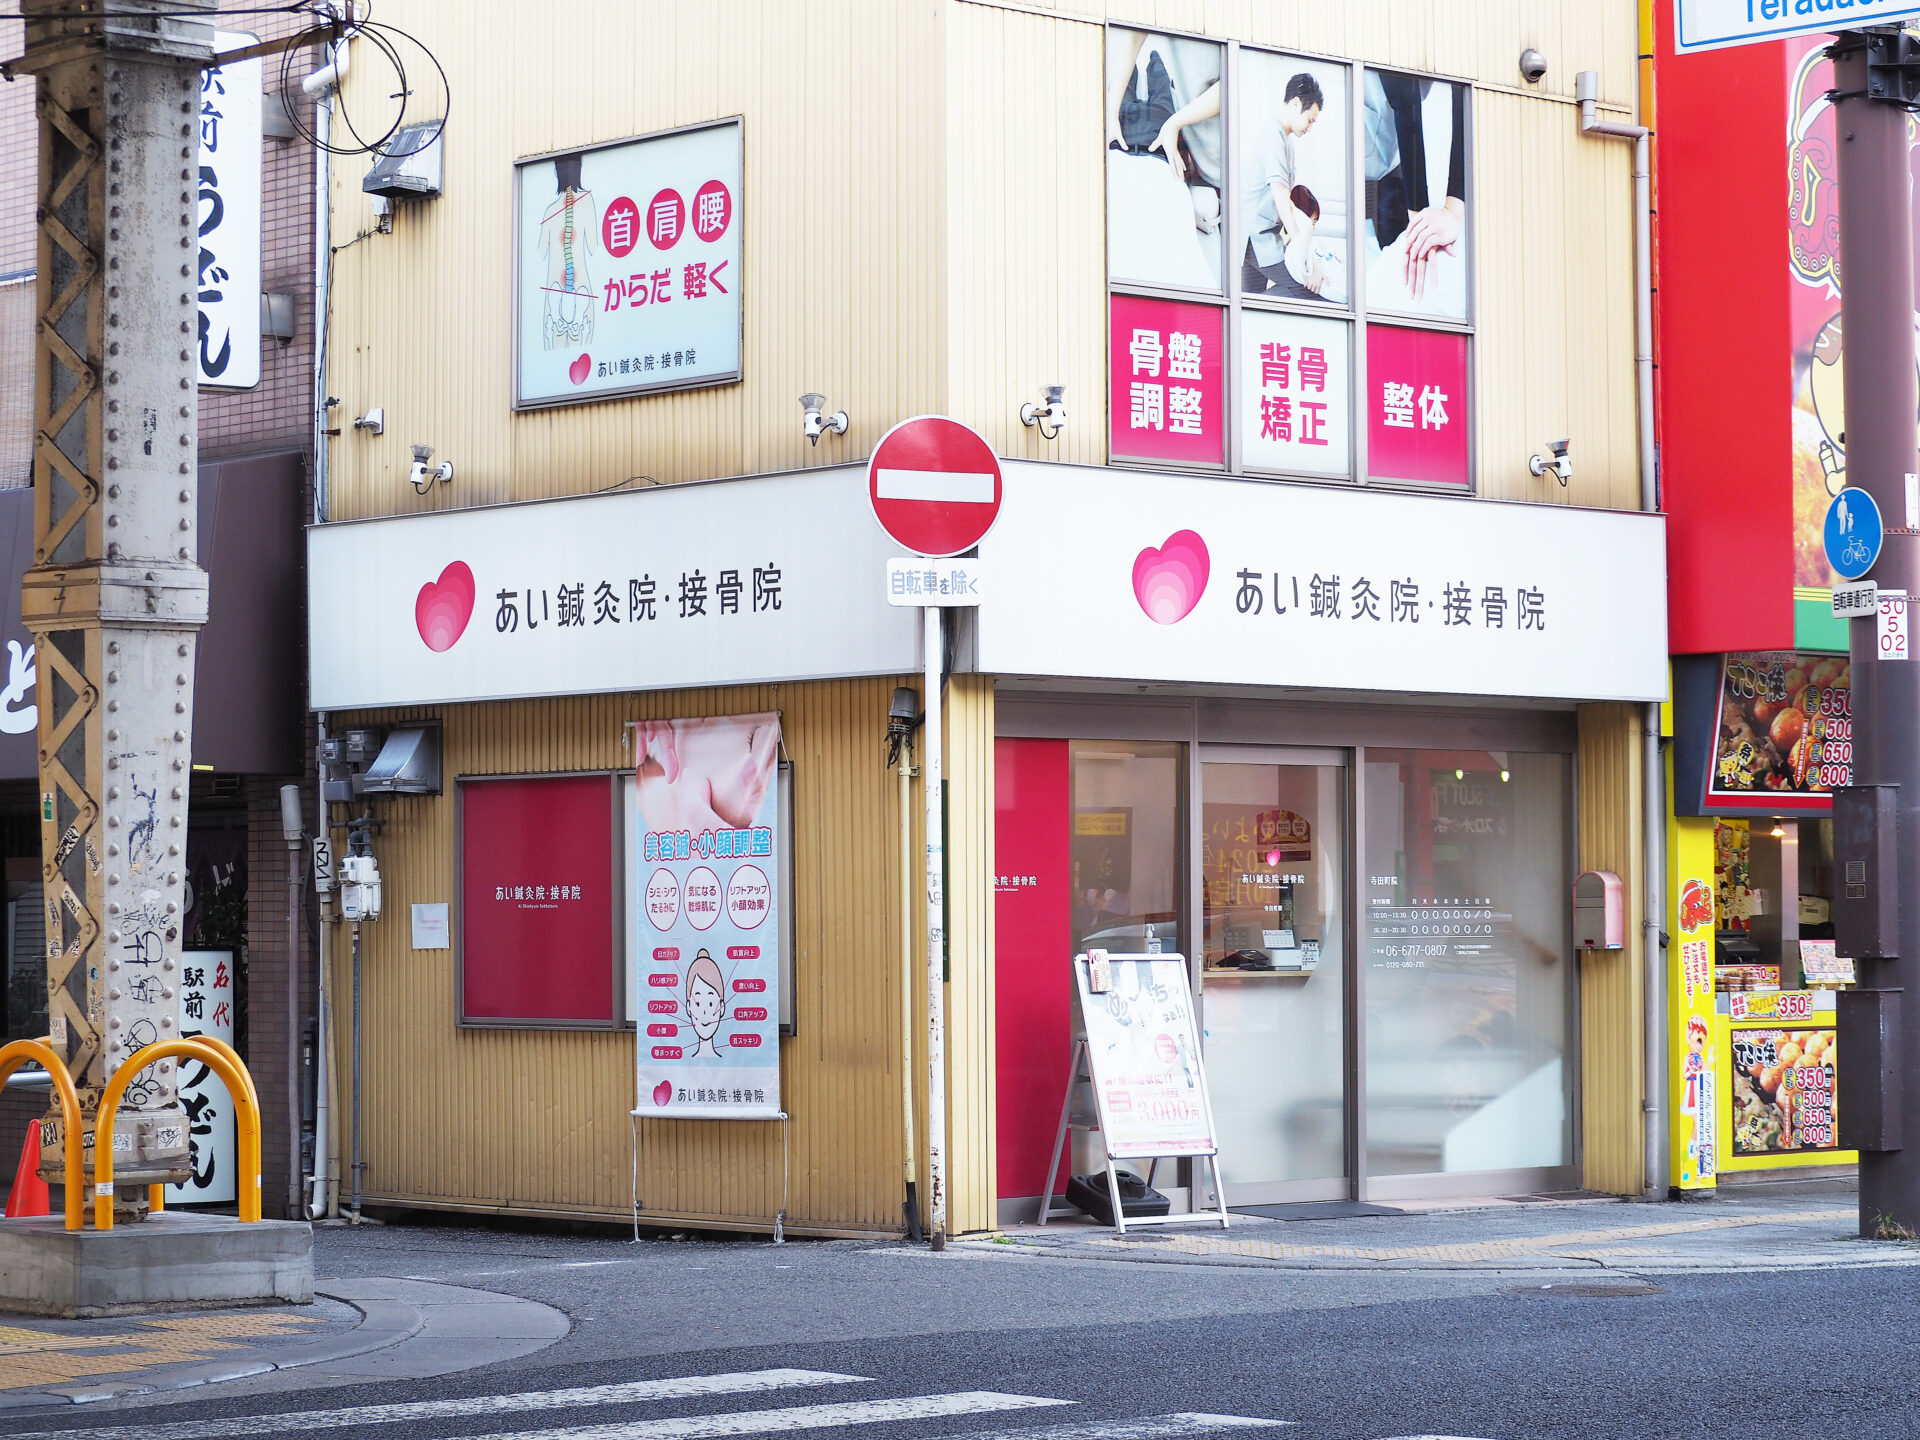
875, 468, 996, 503
438, 1391, 1072, 1440
932, 1413, 1292, 1440
8, 1369, 872, 1440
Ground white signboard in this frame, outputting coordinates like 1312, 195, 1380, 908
1674, 0, 1920, 55
515, 118, 742, 408
411, 902, 450, 949
1074, 953, 1215, 1158
885, 557, 985, 606
1833, 579, 1878, 619
307, 466, 918, 710
197, 32, 262, 390
1879, 588, 1909, 660
1240, 309, 1351, 477
167, 949, 236, 1205
634, 713, 782, 1119
975, 460, 1668, 702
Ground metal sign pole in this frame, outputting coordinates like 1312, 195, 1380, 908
913, 606, 944, 1251
924, 603, 948, 1249
1832, 29, 1920, 1238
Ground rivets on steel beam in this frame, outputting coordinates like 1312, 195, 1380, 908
161, 986, 173, 1001
160, 1015, 173, 1029
166, 871, 178, 886
169, 815, 181, 826
178, 490, 189, 502
178, 434, 188, 447
105, 700, 117, 713
176, 644, 188, 657
175, 674, 186, 685
167, 842, 180, 856
107, 786, 119, 799
162, 956, 174, 970
106, 729, 117, 742
106, 641, 119, 655
178, 518, 190, 531
164, 899, 177, 913
106, 428, 117, 441
106, 843, 118, 856
177, 464, 188, 475
108, 987, 120, 1001
169, 788, 181, 802
107, 514, 118, 527
173, 702, 185, 715
106, 670, 118, 683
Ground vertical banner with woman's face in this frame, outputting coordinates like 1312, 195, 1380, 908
633, 712, 782, 1119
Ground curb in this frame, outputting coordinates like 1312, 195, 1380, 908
0, 1287, 430, 1410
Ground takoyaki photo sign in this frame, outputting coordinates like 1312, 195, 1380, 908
1707, 651, 1851, 811
634, 712, 783, 1119
514, 119, 742, 409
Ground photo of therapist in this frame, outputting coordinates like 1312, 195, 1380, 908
1106, 29, 1225, 291
1237, 52, 1349, 307
1364, 70, 1470, 320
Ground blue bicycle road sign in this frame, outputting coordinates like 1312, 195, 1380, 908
1825, 487, 1884, 582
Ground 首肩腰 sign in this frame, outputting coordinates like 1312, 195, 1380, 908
515, 119, 741, 408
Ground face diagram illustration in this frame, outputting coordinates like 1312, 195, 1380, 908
685, 948, 727, 1059
537, 153, 599, 349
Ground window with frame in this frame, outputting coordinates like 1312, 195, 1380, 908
1106, 29, 1473, 490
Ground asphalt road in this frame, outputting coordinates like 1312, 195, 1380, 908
9, 1220, 1919, 1440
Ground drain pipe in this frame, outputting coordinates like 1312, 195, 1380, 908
304, 13, 350, 1220
1576, 70, 1667, 1198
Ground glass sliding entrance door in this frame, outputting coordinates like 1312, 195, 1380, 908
1362, 750, 1573, 1189
1197, 750, 1348, 1202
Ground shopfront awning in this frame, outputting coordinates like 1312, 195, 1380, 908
0, 450, 307, 779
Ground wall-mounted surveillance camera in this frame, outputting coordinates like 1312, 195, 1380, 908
409, 442, 454, 494
1529, 438, 1572, 486
799, 393, 849, 446
1519, 48, 1548, 84
1019, 384, 1067, 440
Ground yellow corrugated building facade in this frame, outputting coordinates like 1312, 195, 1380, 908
313, 0, 1666, 1237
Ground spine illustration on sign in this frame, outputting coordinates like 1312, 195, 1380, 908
634, 714, 782, 1119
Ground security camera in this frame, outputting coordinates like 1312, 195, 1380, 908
1019, 384, 1067, 440
1529, 439, 1572, 485
799, 393, 849, 446
1519, 48, 1548, 84
409, 443, 453, 494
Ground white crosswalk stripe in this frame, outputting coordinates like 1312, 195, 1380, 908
9, 1368, 1300, 1440
432, 1390, 1074, 1440
5, 1369, 870, 1440
922, 1415, 1292, 1440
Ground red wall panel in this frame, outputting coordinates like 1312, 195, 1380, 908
993, 737, 1072, 1199
1654, 5, 1795, 653
460, 775, 616, 1024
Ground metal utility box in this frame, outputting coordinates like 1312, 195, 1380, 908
1839, 988, 1903, 1152
1834, 784, 1900, 959
1573, 869, 1625, 950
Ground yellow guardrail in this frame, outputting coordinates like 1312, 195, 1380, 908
0, 1038, 84, 1230
94, 1036, 262, 1230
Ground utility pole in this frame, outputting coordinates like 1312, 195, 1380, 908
1831, 27, 1920, 1239
17, 0, 215, 1218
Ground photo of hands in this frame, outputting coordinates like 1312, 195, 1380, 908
1107, 29, 1225, 291
1364, 70, 1469, 320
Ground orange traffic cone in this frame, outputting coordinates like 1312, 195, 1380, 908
5, 1122, 50, 1218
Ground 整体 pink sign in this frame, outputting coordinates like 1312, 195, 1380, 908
1110, 295, 1224, 467
1367, 324, 1470, 488
867, 416, 1003, 557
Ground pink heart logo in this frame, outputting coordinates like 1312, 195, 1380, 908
569, 352, 592, 385
653, 1080, 673, 1108
415, 561, 476, 653
1132, 530, 1210, 625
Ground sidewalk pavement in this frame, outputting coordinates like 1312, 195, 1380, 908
0, 1276, 570, 1411
976, 1174, 1909, 1275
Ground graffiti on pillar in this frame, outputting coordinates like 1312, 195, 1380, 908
0, 640, 35, 735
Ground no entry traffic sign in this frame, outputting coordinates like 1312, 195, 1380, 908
867, 416, 1003, 558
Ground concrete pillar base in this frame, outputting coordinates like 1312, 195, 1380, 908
0, 1212, 313, 1317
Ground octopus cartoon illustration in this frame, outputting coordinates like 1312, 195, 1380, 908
536, 153, 599, 350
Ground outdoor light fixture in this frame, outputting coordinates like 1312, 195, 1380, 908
1020, 384, 1067, 440
352, 406, 384, 434
799, 393, 849, 446
1770, 824, 1787, 839
409, 443, 453, 494
1529, 439, 1572, 485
